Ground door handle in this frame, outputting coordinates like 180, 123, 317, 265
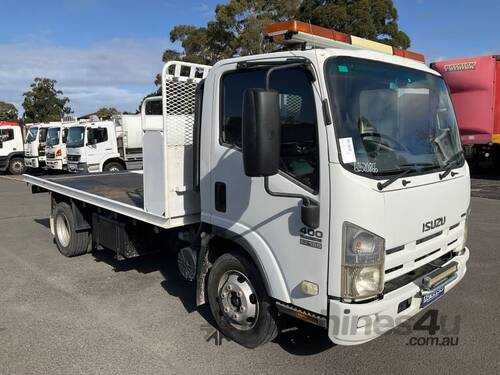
215, 182, 226, 212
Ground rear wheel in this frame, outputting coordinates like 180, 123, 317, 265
103, 162, 124, 172
8, 157, 26, 175
207, 252, 278, 348
53, 202, 90, 257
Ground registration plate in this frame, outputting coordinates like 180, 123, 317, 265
421, 286, 445, 308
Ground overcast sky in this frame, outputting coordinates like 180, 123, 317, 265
0, 0, 498, 116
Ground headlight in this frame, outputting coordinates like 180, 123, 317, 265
342, 222, 385, 300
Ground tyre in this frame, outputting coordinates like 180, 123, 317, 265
103, 162, 124, 172
207, 252, 278, 348
53, 202, 90, 257
8, 157, 26, 175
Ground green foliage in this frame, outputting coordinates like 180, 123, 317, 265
95, 107, 120, 120
165, 0, 410, 67
0, 101, 18, 121
298, 0, 410, 48
22, 78, 71, 123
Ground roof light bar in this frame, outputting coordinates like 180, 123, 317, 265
264, 20, 425, 63
0, 121, 19, 126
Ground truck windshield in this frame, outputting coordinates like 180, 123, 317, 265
46, 127, 61, 147
26, 127, 38, 143
66, 126, 85, 148
325, 57, 463, 177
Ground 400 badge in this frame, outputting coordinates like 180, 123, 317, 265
299, 227, 323, 249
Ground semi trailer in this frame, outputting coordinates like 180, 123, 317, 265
66, 115, 144, 173
431, 55, 500, 168
0, 121, 26, 175
25, 20, 470, 348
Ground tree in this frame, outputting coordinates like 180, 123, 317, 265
95, 107, 120, 120
0, 101, 18, 121
165, 0, 410, 67
22, 78, 71, 123
298, 0, 410, 48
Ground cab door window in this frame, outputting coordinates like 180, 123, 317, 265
221, 67, 319, 191
0, 129, 14, 142
88, 128, 108, 144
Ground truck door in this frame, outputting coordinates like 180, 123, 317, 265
207, 64, 331, 314
86, 126, 111, 171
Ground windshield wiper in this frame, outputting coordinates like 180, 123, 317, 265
439, 150, 464, 180
377, 167, 415, 191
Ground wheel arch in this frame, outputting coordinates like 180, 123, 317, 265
100, 157, 125, 171
201, 226, 290, 305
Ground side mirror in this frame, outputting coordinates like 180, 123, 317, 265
241, 88, 281, 177
301, 199, 320, 229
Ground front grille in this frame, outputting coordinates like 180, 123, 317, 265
46, 153, 55, 159
67, 154, 80, 162
384, 221, 464, 283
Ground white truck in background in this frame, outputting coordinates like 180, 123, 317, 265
24, 123, 54, 169
0, 121, 26, 175
66, 114, 146, 173
46, 119, 78, 171
26, 21, 471, 348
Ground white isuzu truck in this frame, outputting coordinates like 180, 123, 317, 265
25, 21, 470, 348
66, 115, 144, 173
0, 121, 26, 175
24, 123, 53, 169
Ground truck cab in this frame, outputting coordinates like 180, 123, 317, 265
45, 122, 75, 171
66, 116, 143, 173
0, 121, 25, 175
66, 120, 117, 173
24, 123, 51, 169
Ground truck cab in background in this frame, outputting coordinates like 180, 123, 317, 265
45, 120, 76, 171
66, 115, 144, 173
0, 121, 26, 175
24, 123, 51, 169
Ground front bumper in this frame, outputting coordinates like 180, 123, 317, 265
46, 159, 64, 170
68, 162, 87, 173
328, 248, 469, 345
24, 157, 43, 169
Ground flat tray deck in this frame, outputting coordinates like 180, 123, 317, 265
40, 171, 144, 209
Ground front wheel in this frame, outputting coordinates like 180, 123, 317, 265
8, 157, 26, 175
207, 252, 278, 348
103, 162, 124, 172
